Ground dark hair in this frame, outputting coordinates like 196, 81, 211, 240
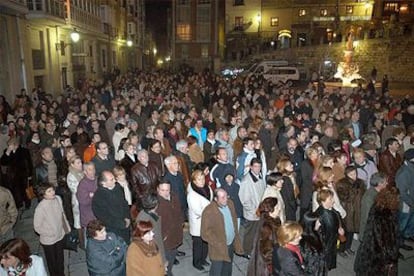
375, 187, 399, 211
87, 219, 105, 238
250, 157, 262, 166
36, 183, 54, 198
242, 136, 254, 146
187, 135, 197, 145
0, 238, 32, 267
266, 172, 283, 186
345, 165, 356, 176
97, 170, 111, 186
194, 162, 208, 172
96, 141, 107, 151
141, 193, 158, 211
370, 172, 387, 187
114, 123, 125, 131
257, 197, 278, 217
385, 137, 398, 148
301, 212, 323, 251
133, 220, 153, 238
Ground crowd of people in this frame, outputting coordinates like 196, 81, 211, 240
0, 66, 413, 275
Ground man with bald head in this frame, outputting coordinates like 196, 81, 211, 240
163, 155, 187, 219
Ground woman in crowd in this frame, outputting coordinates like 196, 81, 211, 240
254, 137, 268, 177
248, 197, 282, 275
119, 141, 138, 183
273, 222, 305, 275
33, 184, 70, 276
66, 155, 84, 248
300, 146, 320, 220
332, 150, 348, 183
113, 166, 132, 206
86, 219, 127, 276
354, 187, 399, 275
277, 158, 298, 221
0, 238, 47, 276
312, 166, 347, 219
126, 220, 164, 276
262, 172, 286, 224
187, 170, 213, 271
314, 189, 344, 271
300, 212, 327, 276
336, 165, 365, 257
352, 148, 378, 188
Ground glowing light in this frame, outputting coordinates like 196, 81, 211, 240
127, 40, 133, 47
70, 31, 80, 43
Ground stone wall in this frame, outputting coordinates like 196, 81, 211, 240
256, 37, 414, 82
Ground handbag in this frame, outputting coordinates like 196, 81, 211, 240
25, 185, 36, 200
60, 200, 79, 251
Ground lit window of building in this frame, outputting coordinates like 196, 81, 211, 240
271, 17, 279, 26
320, 9, 328, 16
384, 2, 399, 13
177, 24, 191, 41
346, 6, 353, 14
299, 9, 306, 17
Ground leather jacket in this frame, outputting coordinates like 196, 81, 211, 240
130, 161, 161, 197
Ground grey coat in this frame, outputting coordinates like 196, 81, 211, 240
359, 187, 378, 241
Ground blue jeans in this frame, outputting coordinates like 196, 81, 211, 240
399, 210, 414, 239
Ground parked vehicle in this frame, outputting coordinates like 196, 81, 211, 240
262, 66, 300, 86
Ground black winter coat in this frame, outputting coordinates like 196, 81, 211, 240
300, 235, 328, 276
314, 206, 340, 270
92, 183, 131, 243
281, 175, 297, 221
221, 181, 243, 218
273, 245, 305, 276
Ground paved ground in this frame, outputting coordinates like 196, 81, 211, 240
13, 203, 414, 276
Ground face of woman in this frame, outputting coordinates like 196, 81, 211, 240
44, 187, 56, 200
285, 162, 294, 173
0, 254, 19, 268
151, 142, 161, 154
269, 204, 281, 219
290, 234, 302, 246
322, 195, 335, 209
193, 174, 205, 188
94, 227, 107, 241
72, 159, 83, 171
127, 145, 135, 155
142, 230, 155, 244
66, 149, 76, 160
275, 179, 284, 189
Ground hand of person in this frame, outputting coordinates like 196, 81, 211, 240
125, 218, 130, 228
89, 192, 94, 198
338, 227, 345, 236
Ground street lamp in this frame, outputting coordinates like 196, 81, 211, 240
153, 48, 157, 56
70, 30, 80, 43
127, 40, 133, 47
56, 29, 80, 51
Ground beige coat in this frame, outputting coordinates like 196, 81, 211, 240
0, 186, 17, 235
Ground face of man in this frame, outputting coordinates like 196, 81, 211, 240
166, 157, 179, 173
42, 148, 54, 162
245, 140, 255, 151
287, 139, 298, 153
217, 149, 228, 162
389, 141, 400, 153
216, 189, 228, 207
62, 138, 72, 147
97, 143, 109, 158
102, 172, 116, 189
138, 151, 149, 166
238, 128, 247, 139
250, 162, 262, 175
157, 183, 171, 200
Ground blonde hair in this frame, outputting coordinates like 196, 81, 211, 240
276, 158, 292, 175
191, 169, 204, 182
277, 222, 303, 247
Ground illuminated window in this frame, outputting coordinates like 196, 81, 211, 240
384, 3, 399, 12
235, 16, 243, 27
346, 6, 353, 14
201, 45, 209, 58
177, 24, 191, 41
400, 4, 409, 13
299, 9, 306, 17
270, 17, 279, 27
320, 9, 328, 16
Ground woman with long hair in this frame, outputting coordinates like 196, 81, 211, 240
66, 155, 84, 247
126, 220, 164, 276
148, 140, 165, 175
273, 222, 305, 275
300, 212, 327, 276
312, 167, 347, 219
0, 238, 47, 275
300, 147, 320, 220
354, 187, 400, 275
277, 158, 298, 222
248, 197, 282, 275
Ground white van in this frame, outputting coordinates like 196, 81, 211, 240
247, 60, 289, 74
262, 66, 300, 86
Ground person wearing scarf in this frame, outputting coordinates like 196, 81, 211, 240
126, 221, 164, 276
187, 170, 213, 271
273, 222, 305, 275
0, 238, 47, 276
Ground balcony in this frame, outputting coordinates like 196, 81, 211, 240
26, 0, 65, 24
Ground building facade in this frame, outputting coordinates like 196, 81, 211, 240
0, 0, 145, 101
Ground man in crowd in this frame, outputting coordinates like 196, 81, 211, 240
157, 179, 185, 275
92, 141, 115, 177
201, 188, 243, 276
379, 137, 403, 185
239, 158, 266, 257
235, 137, 257, 182
92, 170, 131, 243
163, 156, 187, 219
210, 147, 236, 188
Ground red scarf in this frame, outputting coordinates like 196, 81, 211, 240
285, 243, 303, 264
